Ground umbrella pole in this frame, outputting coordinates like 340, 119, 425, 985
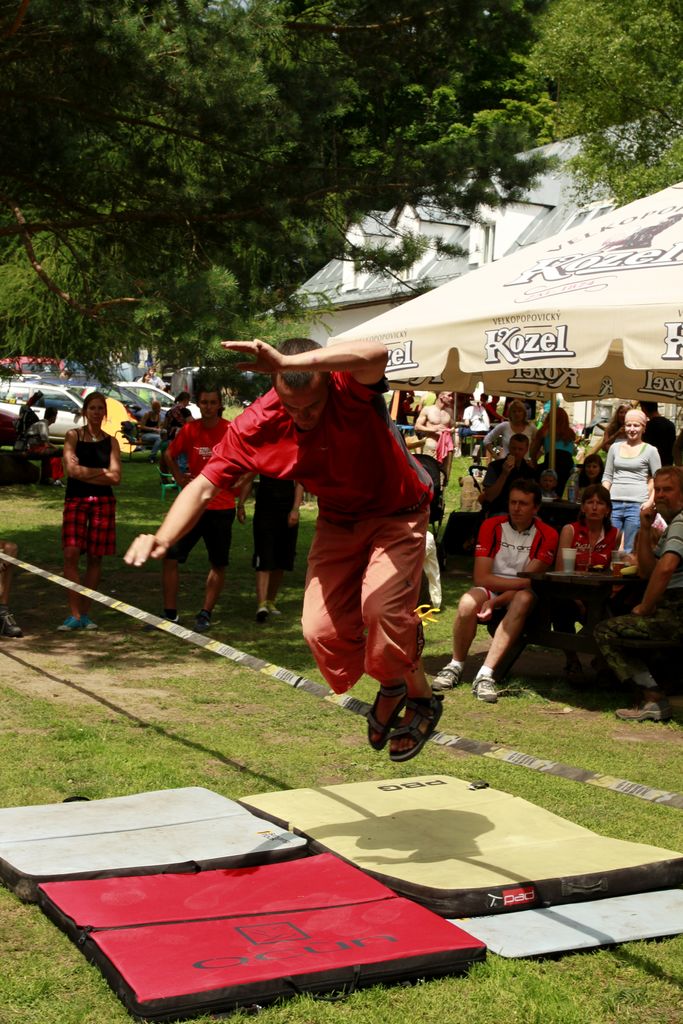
548, 393, 557, 473
389, 389, 401, 420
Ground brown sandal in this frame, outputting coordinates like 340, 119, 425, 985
389, 694, 444, 762
367, 684, 407, 751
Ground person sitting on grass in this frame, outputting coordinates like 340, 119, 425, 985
125, 337, 440, 763
24, 407, 64, 485
432, 479, 558, 703
139, 400, 165, 463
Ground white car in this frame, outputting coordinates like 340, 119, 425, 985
0, 378, 84, 441
116, 381, 200, 419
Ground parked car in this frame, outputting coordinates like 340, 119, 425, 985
68, 382, 151, 421
118, 381, 200, 419
0, 356, 62, 376
0, 407, 19, 447
0, 378, 84, 441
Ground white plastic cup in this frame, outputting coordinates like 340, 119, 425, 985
561, 548, 577, 573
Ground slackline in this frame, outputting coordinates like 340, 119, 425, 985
1, 551, 681, 810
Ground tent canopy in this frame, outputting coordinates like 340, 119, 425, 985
331, 182, 683, 402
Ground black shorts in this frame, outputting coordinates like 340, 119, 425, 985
252, 509, 299, 573
167, 508, 235, 568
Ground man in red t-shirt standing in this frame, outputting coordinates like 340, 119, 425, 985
160, 389, 232, 633
126, 338, 441, 762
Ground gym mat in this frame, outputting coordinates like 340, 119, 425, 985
454, 889, 683, 957
0, 787, 306, 901
39, 853, 486, 1020
240, 775, 683, 917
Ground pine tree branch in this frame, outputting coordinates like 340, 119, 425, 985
3, 195, 141, 317
285, 8, 444, 34
0, 0, 30, 41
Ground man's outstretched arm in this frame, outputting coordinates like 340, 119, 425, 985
222, 338, 387, 385
124, 475, 218, 565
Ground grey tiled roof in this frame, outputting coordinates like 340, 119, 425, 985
296, 138, 609, 311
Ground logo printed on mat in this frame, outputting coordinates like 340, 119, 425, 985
378, 779, 447, 791
487, 886, 536, 909
193, 929, 399, 970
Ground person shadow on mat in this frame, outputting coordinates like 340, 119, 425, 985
311, 807, 497, 866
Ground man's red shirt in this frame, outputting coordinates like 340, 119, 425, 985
202, 373, 431, 524
168, 417, 233, 510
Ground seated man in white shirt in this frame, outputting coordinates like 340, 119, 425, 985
458, 391, 490, 447
432, 479, 558, 702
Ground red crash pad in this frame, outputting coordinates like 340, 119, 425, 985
39, 854, 485, 1020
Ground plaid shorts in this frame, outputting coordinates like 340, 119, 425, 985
62, 496, 117, 557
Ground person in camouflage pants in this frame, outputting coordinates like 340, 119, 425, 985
594, 466, 683, 722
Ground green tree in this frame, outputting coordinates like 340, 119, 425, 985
0, 0, 551, 375
533, 0, 683, 204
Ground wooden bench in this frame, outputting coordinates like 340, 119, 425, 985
617, 638, 683, 652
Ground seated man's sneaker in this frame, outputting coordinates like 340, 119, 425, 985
0, 610, 23, 638
472, 673, 498, 703
432, 663, 462, 691
615, 696, 672, 722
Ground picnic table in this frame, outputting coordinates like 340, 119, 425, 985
494, 569, 642, 679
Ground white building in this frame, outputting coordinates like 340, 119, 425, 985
294, 139, 633, 428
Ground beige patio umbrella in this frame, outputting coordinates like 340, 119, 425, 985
331, 181, 683, 408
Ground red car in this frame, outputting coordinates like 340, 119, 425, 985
0, 408, 18, 447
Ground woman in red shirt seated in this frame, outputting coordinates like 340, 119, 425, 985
552, 484, 620, 675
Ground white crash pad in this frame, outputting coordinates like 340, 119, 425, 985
455, 889, 683, 957
0, 787, 306, 901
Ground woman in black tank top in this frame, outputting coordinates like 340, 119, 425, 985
59, 392, 122, 631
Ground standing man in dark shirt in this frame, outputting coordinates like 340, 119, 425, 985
640, 402, 676, 466
481, 433, 537, 515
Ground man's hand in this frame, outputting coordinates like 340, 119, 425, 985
631, 603, 652, 616
124, 534, 169, 566
502, 454, 515, 474
221, 339, 284, 374
287, 509, 300, 528
477, 598, 495, 622
639, 503, 655, 529
236, 505, 246, 524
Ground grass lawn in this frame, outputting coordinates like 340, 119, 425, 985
0, 450, 681, 1024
